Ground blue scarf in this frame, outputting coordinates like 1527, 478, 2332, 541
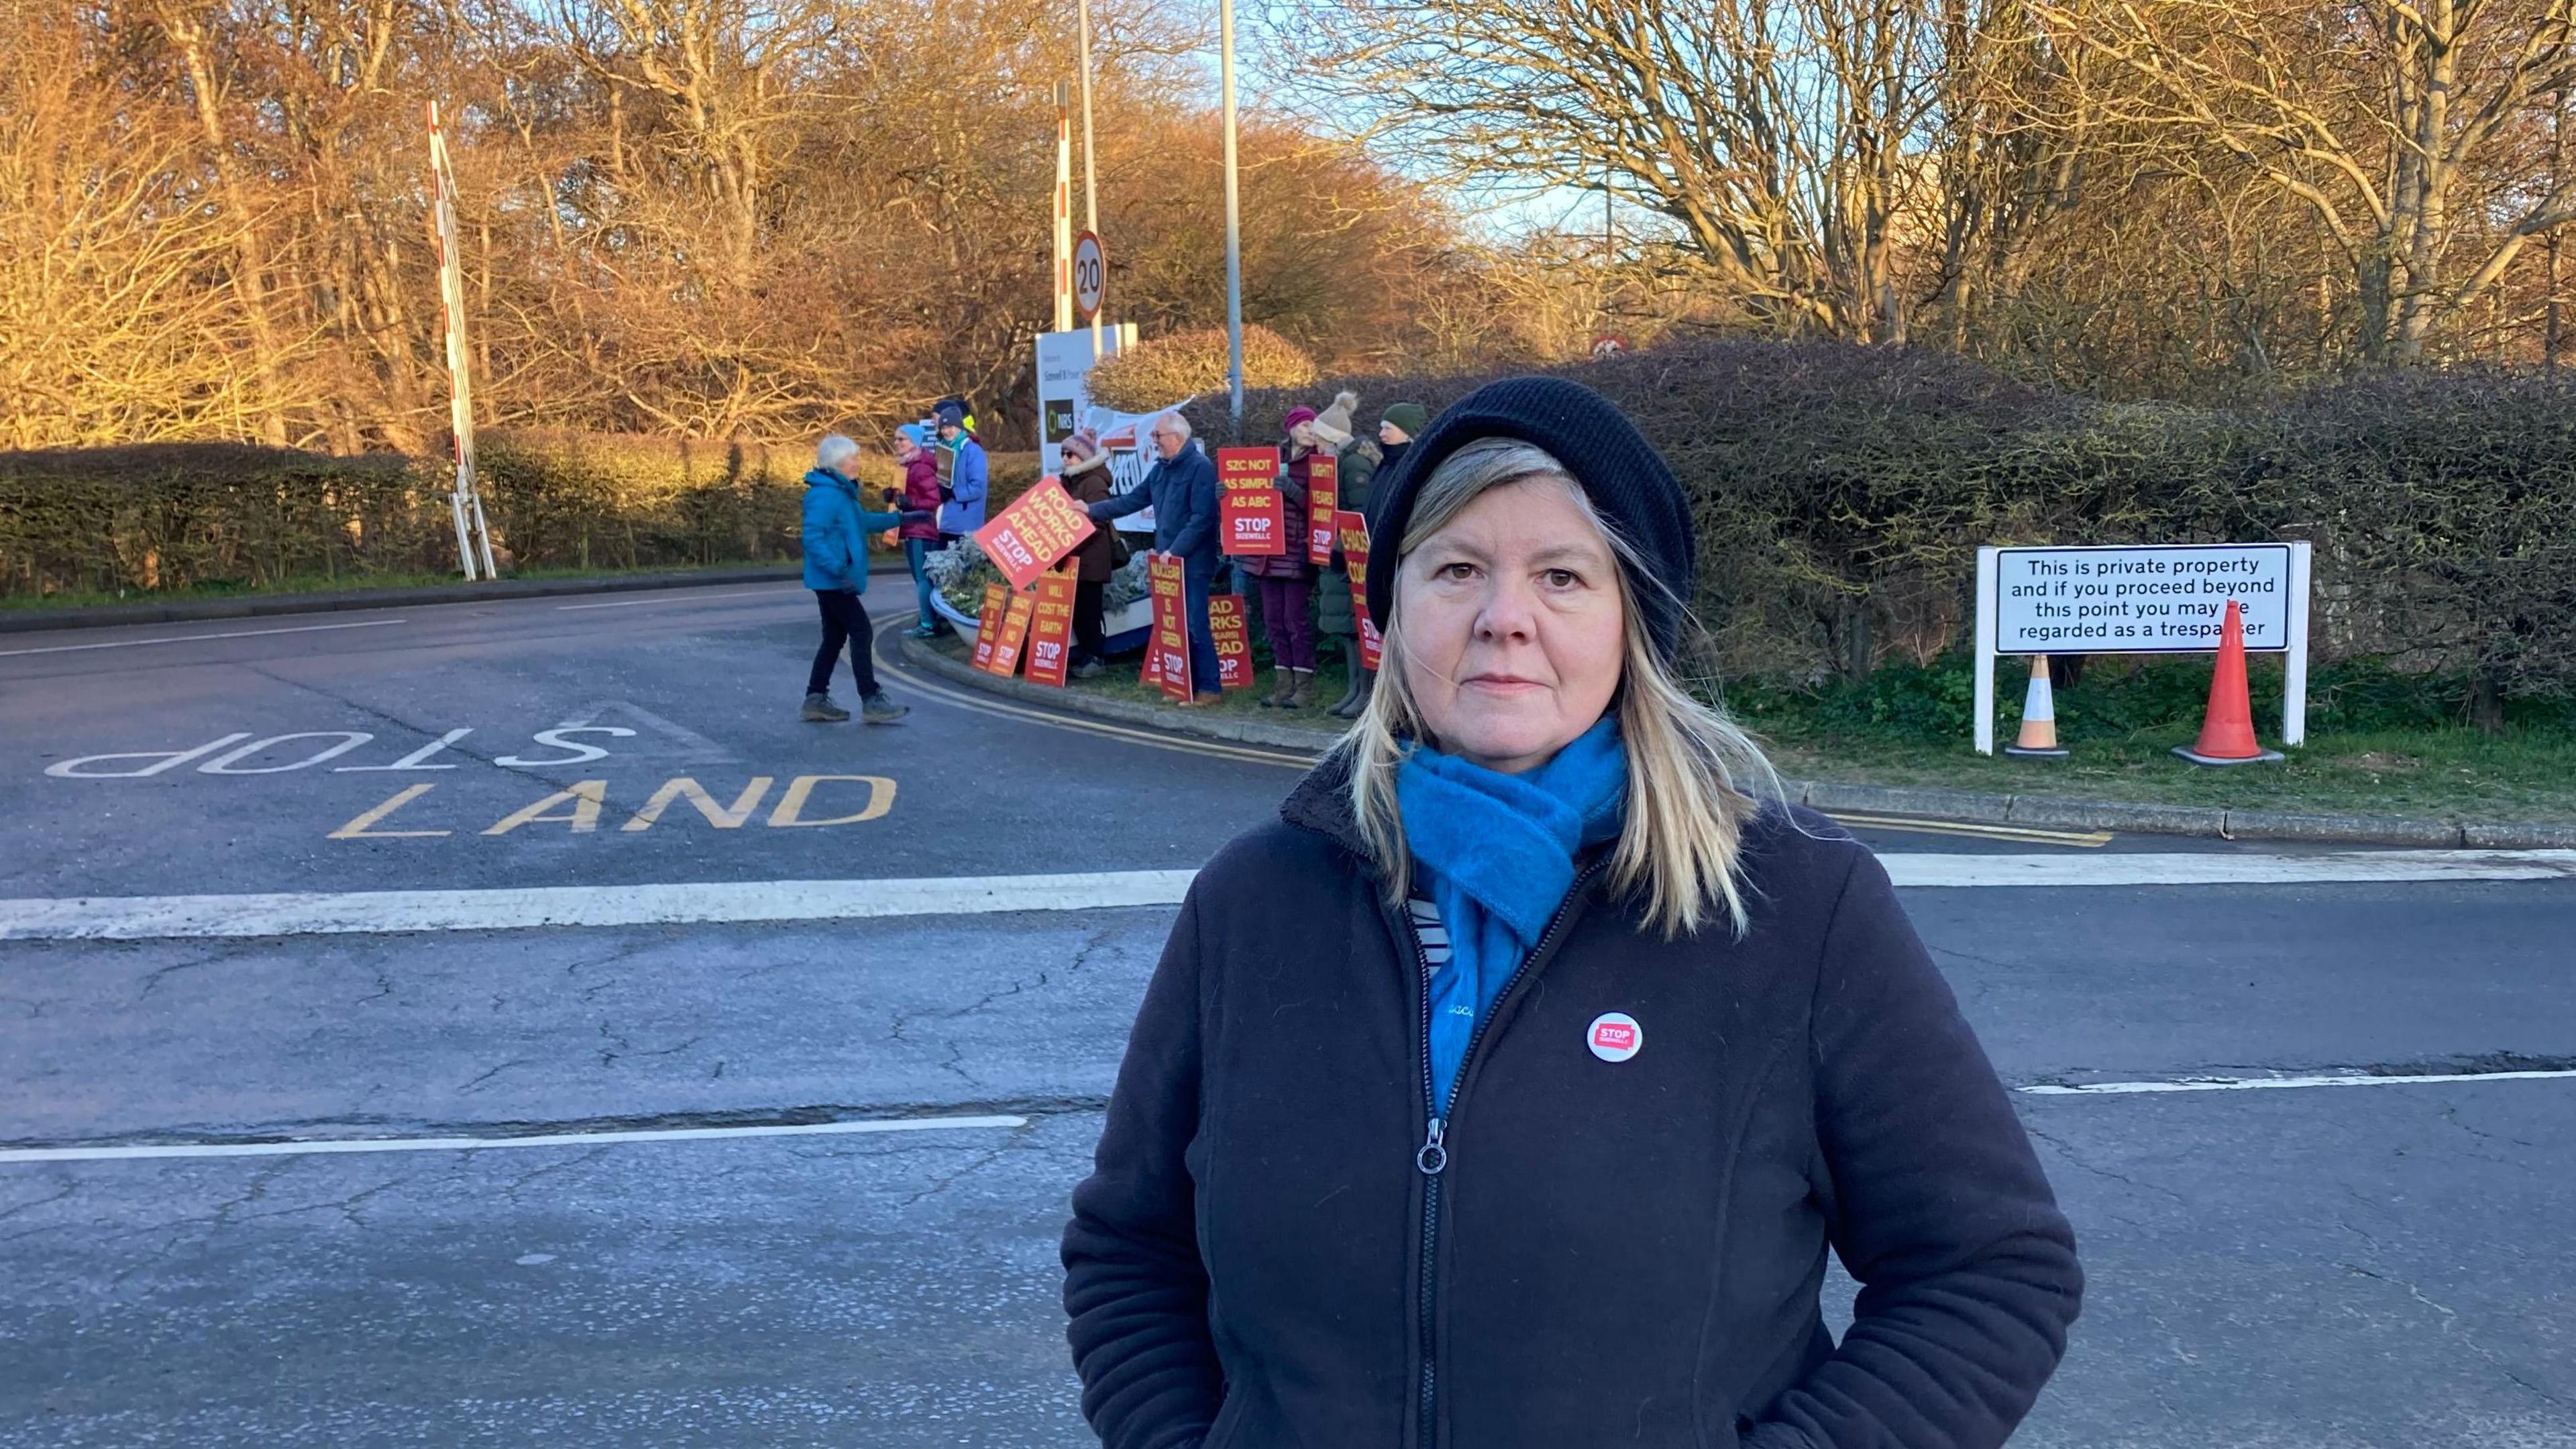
1396, 718, 1627, 1113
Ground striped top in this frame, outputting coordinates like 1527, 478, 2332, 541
1407, 896, 1452, 971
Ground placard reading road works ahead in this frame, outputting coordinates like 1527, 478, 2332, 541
1993, 544, 2294, 653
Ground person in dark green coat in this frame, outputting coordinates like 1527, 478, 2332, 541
1316, 397, 1426, 718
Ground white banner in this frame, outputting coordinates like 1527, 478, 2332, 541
1082, 400, 1191, 535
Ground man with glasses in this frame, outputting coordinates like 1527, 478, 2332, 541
1087, 412, 1222, 706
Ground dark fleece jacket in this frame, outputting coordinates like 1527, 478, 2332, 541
1063, 758, 2082, 1449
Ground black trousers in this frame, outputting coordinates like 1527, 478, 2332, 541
808, 589, 879, 698
1072, 579, 1108, 663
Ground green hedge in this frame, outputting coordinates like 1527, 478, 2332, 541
0, 434, 1044, 598
1194, 343, 2575, 710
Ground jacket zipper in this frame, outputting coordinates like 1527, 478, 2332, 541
1401, 859, 1604, 1448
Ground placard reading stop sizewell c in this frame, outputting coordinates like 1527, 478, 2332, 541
1991, 544, 2294, 653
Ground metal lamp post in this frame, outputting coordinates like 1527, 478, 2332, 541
1220, 0, 1244, 435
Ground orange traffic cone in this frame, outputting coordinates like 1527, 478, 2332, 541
2004, 654, 2070, 759
2174, 599, 2284, 766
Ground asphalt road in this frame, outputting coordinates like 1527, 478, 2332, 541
2, 583, 2571, 1449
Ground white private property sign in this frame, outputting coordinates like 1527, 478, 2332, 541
1974, 543, 2312, 755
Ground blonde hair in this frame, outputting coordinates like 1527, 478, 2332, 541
1345, 439, 1783, 937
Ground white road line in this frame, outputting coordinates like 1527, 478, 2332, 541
0, 618, 405, 658
2021, 1069, 2576, 1096
0, 1114, 1028, 1165
0, 870, 1203, 940
2, 852, 2568, 941
1880, 848, 2576, 888
555, 589, 800, 611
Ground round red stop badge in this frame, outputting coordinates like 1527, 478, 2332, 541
1587, 1012, 1643, 1063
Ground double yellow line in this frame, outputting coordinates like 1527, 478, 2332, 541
873, 641, 1320, 771
1821, 810, 2112, 848
878, 643, 2112, 846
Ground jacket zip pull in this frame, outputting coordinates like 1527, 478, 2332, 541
1415, 1117, 1449, 1175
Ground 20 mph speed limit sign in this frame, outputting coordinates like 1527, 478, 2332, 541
1073, 231, 1106, 322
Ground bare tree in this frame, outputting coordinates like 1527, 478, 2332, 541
2033, 0, 2576, 360
1291, 0, 1969, 341
0, 3, 283, 447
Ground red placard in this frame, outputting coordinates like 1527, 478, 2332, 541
1216, 446, 1278, 490
971, 476, 1097, 591
1022, 566, 1078, 686
1338, 510, 1380, 672
983, 588, 1037, 676
967, 582, 1010, 672
1307, 452, 1338, 565
1217, 447, 1285, 556
1146, 552, 1193, 702
1208, 594, 1253, 690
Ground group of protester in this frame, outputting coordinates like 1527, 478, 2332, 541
794, 386, 1430, 721
1079, 391, 1428, 713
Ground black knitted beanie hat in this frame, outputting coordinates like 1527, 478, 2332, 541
1362, 376, 1695, 663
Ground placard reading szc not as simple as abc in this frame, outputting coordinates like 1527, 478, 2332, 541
1216, 447, 1285, 556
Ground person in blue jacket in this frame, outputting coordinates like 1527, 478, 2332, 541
802, 433, 930, 724
1085, 410, 1222, 705
933, 398, 988, 540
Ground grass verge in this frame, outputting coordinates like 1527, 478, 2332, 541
938, 633, 2576, 824
1729, 654, 2576, 823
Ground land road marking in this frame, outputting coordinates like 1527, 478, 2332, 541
0, 618, 406, 658
0, 1114, 1028, 1165
3, 851, 2569, 941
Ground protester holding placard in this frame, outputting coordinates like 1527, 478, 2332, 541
1087, 411, 1222, 704
1242, 406, 1324, 709
934, 399, 988, 541
1315, 394, 1404, 718
893, 424, 947, 639
1059, 427, 1123, 678
800, 433, 932, 724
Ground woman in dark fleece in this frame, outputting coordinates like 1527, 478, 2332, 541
1062, 377, 2081, 1449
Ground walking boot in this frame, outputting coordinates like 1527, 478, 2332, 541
801, 692, 850, 723
1260, 668, 1297, 708
1287, 668, 1319, 710
860, 692, 910, 724
1329, 667, 1375, 719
